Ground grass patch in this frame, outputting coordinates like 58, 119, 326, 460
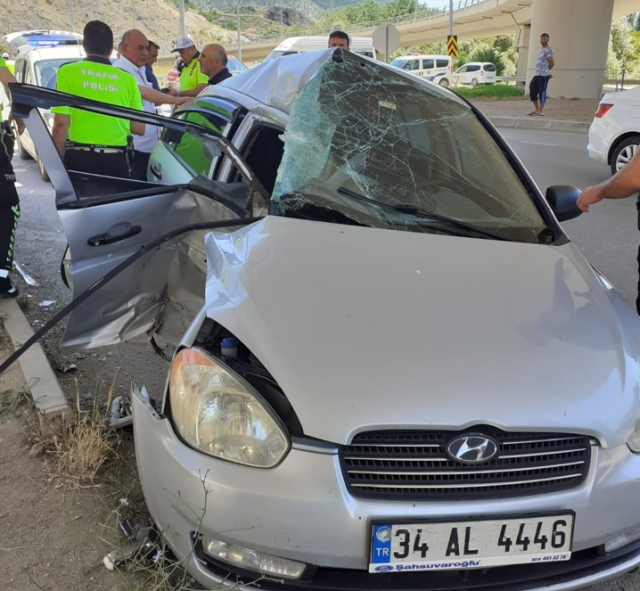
0, 389, 31, 415
454, 84, 525, 99
47, 377, 119, 488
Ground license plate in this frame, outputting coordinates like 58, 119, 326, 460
370, 514, 573, 573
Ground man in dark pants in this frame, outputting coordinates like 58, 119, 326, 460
52, 21, 145, 178
529, 33, 554, 117
577, 149, 640, 313
0, 55, 22, 297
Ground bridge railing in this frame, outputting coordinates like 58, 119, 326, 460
241, 0, 492, 46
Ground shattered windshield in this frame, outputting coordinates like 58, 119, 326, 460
272, 52, 548, 243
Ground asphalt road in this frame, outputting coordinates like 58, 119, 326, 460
9, 129, 640, 591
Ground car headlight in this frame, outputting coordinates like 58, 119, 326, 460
169, 347, 290, 468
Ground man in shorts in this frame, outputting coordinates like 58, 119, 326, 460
529, 33, 555, 117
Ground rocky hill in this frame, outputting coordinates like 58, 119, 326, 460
1, 0, 244, 56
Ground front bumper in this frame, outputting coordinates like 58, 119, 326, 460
132, 387, 640, 590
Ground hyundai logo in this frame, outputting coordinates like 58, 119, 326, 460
446, 434, 498, 464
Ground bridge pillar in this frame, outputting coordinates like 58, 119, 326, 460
527, 0, 614, 99
516, 25, 530, 83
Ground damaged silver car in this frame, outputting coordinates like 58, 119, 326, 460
11, 49, 640, 591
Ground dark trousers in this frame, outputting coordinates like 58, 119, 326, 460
64, 147, 131, 179
0, 161, 19, 274
529, 75, 550, 103
131, 150, 151, 181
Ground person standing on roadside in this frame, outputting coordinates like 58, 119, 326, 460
114, 29, 189, 180
0, 56, 23, 297
172, 35, 208, 97
328, 31, 350, 50
577, 150, 640, 313
145, 40, 161, 91
529, 33, 554, 117
52, 20, 145, 178
199, 44, 232, 86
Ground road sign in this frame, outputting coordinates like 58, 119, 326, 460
372, 24, 401, 62
447, 35, 458, 58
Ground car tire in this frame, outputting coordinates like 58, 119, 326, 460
611, 136, 640, 175
438, 77, 449, 88
16, 132, 31, 160
470, 78, 479, 88
37, 153, 50, 182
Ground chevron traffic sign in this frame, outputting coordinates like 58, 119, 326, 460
447, 35, 458, 58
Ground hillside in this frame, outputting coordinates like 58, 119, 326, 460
1, 0, 245, 55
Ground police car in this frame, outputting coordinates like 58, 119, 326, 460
7, 31, 84, 181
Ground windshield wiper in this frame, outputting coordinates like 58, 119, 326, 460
392, 204, 508, 241
337, 188, 507, 241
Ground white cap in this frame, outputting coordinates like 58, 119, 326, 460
171, 35, 195, 52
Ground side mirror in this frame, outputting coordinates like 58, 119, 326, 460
545, 185, 582, 222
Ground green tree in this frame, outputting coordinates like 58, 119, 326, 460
470, 46, 505, 76
609, 18, 639, 75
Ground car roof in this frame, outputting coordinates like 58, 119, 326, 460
199, 48, 465, 119
393, 55, 450, 60
16, 45, 85, 61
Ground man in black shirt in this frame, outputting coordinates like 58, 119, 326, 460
199, 44, 233, 86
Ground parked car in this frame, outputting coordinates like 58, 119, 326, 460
389, 54, 453, 87
263, 36, 376, 61
13, 48, 640, 591
588, 86, 640, 174
11, 38, 85, 181
452, 62, 497, 87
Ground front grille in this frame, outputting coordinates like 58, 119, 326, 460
339, 429, 592, 500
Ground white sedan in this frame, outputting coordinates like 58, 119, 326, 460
588, 86, 640, 174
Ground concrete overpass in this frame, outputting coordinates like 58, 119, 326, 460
227, 0, 637, 99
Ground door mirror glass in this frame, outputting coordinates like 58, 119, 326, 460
546, 185, 582, 222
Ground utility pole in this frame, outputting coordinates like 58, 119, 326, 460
179, 0, 186, 36
449, 0, 453, 36
237, 0, 242, 60
329, 0, 333, 33
68, 0, 75, 32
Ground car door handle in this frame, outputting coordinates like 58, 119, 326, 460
150, 163, 162, 179
87, 225, 142, 246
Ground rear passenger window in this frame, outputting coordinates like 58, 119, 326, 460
436, 59, 449, 68
422, 59, 434, 69
468, 65, 481, 72
484, 64, 496, 72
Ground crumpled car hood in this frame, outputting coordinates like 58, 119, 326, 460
204, 216, 640, 448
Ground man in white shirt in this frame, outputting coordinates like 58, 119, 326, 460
114, 29, 190, 180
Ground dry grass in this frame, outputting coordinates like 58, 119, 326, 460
47, 376, 119, 488
0, 388, 32, 415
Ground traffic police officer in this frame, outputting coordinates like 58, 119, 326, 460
0, 55, 22, 297
52, 21, 144, 178
172, 35, 208, 98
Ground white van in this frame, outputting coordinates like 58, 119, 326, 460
389, 54, 453, 87
452, 62, 497, 87
263, 36, 376, 62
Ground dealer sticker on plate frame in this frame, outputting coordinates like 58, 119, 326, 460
370, 514, 574, 573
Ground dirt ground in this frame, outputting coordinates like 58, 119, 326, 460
470, 97, 600, 122
0, 320, 141, 591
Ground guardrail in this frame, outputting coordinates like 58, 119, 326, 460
241, 0, 492, 46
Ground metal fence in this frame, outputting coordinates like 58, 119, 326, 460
242, 0, 491, 46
